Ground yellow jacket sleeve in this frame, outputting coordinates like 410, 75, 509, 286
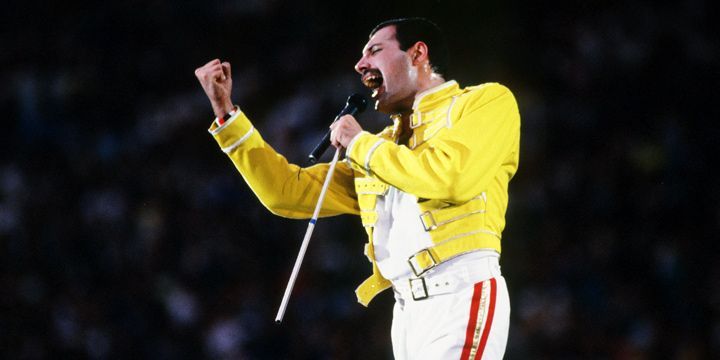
346, 84, 520, 204
209, 111, 360, 219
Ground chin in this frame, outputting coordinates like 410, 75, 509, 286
376, 99, 410, 115
374, 94, 395, 113
374, 100, 394, 114
374, 100, 386, 113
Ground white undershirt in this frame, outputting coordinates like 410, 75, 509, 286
372, 186, 434, 280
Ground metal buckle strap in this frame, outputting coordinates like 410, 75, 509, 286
420, 210, 438, 231
399, 255, 498, 301
409, 278, 429, 300
419, 194, 487, 232
409, 111, 423, 129
420, 209, 486, 231
408, 248, 439, 277
419, 211, 439, 231
408, 231, 502, 278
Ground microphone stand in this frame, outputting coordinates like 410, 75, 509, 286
275, 147, 342, 323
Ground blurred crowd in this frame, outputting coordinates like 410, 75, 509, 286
1, 0, 718, 359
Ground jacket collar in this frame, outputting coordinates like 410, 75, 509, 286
412, 80, 460, 112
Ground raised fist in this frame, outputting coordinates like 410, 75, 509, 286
195, 59, 234, 118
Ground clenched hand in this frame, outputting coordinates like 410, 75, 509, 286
329, 114, 363, 149
195, 59, 234, 118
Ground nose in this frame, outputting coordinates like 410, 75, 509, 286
354, 55, 369, 75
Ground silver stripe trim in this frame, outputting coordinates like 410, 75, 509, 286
432, 229, 501, 248
445, 96, 457, 128
423, 192, 487, 218
364, 139, 386, 175
345, 131, 367, 158
422, 209, 487, 230
221, 127, 255, 153
412, 80, 458, 110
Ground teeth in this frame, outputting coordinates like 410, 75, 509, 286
364, 72, 381, 81
372, 88, 379, 97
363, 72, 383, 91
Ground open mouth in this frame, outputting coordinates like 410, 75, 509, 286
362, 70, 384, 98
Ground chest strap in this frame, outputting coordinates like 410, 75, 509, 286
419, 193, 486, 231
408, 230, 501, 277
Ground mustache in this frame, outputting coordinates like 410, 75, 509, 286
362, 69, 381, 78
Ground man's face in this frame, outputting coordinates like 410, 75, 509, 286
355, 25, 418, 114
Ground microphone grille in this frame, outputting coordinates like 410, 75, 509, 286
346, 93, 368, 113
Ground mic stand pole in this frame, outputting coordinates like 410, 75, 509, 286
275, 148, 341, 324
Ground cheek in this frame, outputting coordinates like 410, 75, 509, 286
385, 58, 413, 88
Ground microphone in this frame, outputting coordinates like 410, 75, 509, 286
308, 94, 367, 163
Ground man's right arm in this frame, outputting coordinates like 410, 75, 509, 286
196, 60, 360, 219
208, 110, 359, 218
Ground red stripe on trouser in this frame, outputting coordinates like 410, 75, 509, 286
459, 278, 497, 360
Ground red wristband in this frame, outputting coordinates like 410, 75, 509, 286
217, 105, 238, 126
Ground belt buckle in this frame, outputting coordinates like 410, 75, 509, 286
409, 277, 429, 301
408, 248, 439, 277
419, 211, 438, 231
409, 112, 422, 129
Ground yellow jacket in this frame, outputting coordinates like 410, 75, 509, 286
208, 81, 520, 306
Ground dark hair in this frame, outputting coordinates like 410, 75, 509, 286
370, 17, 449, 77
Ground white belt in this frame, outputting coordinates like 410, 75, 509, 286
392, 255, 500, 301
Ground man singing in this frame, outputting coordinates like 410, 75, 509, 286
195, 17, 520, 360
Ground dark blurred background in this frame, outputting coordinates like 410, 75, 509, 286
1, 0, 718, 358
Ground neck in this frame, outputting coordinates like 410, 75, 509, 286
397, 113, 412, 146
394, 74, 445, 115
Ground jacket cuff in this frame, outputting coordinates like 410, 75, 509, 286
345, 130, 367, 158
207, 110, 257, 153
346, 132, 388, 175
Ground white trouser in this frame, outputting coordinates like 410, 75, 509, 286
390, 255, 510, 360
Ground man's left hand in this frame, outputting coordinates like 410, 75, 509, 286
330, 114, 363, 149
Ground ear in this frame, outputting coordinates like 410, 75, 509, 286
409, 41, 430, 66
